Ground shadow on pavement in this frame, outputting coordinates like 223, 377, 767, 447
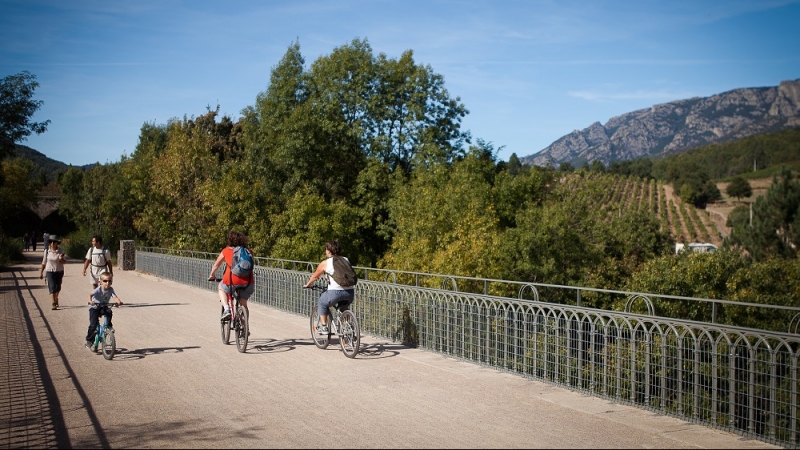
250, 338, 311, 354
111, 346, 203, 361
356, 342, 405, 359
121, 303, 187, 308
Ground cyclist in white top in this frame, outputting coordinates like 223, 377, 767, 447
303, 241, 355, 334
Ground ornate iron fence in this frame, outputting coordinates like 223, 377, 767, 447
136, 249, 799, 447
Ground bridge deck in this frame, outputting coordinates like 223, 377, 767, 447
1, 252, 778, 448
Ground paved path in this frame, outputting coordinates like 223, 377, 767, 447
1, 251, 779, 449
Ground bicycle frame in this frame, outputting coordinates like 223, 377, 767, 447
213, 278, 249, 353
92, 304, 117, 360
306, 284, 361, 358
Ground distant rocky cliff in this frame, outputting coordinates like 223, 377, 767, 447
522, 79, 800, 167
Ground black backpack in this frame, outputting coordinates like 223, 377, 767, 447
329, 256, 357, 287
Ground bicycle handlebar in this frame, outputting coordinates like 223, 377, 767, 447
90, 302, 120, 308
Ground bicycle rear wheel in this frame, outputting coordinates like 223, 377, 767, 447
220, 306, 231, 344
310, 308, 330, 349
235, 306, 249, 353
338, 310, 361, 358
101, 330, 116, 360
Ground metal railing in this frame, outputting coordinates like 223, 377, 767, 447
136, 248, 799, 448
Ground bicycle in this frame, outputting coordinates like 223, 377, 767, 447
210, 277, 249, 353
92, 303, 119, 360
305, 284, 361, 358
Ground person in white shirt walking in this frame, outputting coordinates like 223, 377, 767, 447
82, 235, 113, 289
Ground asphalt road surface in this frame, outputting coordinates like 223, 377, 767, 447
1, 251, 779, 448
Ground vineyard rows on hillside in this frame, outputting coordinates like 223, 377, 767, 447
559, 173, 724, 248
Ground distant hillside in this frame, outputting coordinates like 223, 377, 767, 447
12, 144, 94, 182
523, 79, 800, 168
650, 127, 800, 181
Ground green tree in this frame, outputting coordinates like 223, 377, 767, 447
589, 160, 605, 173
136, 116, 222, 249
727, 168, 800, 260
726, 176, 753, 200
366, 46, 470, 173
269, 188, 367, 264
0, 158, 39, 229
559, 161, 574, 173
624, 250, 747, 321
492, 164, 552, 229
0, 71, 50, 159
506, 153, 522, 176
380, 144, 503, 282
725, 257, 800, 332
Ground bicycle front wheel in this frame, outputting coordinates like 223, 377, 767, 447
220, 306, 231, 345
310, 308, 330, 349
235, 306, 249, 353
338, 310, 361, 358
102, 330, 116, 360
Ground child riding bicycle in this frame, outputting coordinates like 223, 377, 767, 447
85, 272, 123, 352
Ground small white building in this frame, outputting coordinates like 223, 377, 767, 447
675, 242, 718, 254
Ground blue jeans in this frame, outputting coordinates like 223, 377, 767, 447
318, 289, 354, 317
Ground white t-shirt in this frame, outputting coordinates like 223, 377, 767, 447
86, 246, 112, 274
324, 256, 353, 290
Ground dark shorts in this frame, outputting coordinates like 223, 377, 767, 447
46, 271, 64, 294
219, 282, 255, 300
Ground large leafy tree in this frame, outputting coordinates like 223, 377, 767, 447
57, 162, 138, 250
727, 168, 800, 260
380, 143, 503, 284
135, 112, 233, 249
366, 48, 470, 173
0, 71, 50, 160
0, 71, 49, 249
238, 39, 471, 261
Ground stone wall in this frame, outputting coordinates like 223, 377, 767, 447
118, 240, 135, 271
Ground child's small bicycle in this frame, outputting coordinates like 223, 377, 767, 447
305, 284, 361, 358
211, 277, 249, 353
93, 304, 118, 360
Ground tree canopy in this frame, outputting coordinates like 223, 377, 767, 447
726, 176, 753, 200
0, 71, 49, 160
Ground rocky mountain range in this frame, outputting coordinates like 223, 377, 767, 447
522, 78, 800, 168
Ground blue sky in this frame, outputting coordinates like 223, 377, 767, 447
2, 0, 799, 166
